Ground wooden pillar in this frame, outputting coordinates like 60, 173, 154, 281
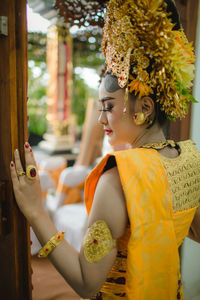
0, 0, 32, 298
39, 25, 75, 153
169, 0, 199, 141
47, 25, 73, 124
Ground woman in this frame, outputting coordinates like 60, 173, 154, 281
10, 0, 200, 299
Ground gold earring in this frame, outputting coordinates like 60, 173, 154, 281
133, 112, 146, 125
146, 116, 153, 127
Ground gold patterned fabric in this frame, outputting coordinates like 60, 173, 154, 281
83, 227, 130, 300
84, 140, 200, 299
161, 140, 200, 212
83, 220, 116, 263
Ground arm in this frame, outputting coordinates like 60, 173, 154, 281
10, 144, 128, 298
187, 207, 200, 243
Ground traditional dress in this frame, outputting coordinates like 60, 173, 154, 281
84, 140, 200, 299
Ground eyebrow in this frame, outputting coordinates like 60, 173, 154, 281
98, 97, 115, 102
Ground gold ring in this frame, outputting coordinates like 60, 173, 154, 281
26, 165, 37, 180
17, 171, 26, 176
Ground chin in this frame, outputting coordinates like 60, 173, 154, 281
108, 139, 127, 148
107, 137, 117, 147
108, 137, 128, 148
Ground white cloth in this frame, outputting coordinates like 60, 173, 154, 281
52, 165, 91, 208
39, 170, 55, 192
48, 166, 90, 251
39, 156, 66, 171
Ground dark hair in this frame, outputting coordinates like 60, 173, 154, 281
165, 0, 181, 30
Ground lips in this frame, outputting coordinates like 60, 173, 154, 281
104, 129, 113, 135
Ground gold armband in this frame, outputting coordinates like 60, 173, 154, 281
38, 231, 65, 258
83, 220, 116, 263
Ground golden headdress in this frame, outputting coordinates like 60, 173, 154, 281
102, 0, 197, 120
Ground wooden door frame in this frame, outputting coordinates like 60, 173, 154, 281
0, 0, 32, 298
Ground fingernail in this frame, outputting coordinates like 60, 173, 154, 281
25, 142, 29, 149
10, 161, 14, 167
30, 148, 32, 152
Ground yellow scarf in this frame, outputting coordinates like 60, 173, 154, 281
85, 147, 199, 299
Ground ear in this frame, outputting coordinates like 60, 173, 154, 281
137, 96, 155, 117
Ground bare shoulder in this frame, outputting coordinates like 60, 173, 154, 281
88, 166, 128, 239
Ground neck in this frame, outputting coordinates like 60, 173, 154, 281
130, 123, 166, 148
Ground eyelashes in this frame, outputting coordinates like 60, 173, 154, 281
99, 105, 113, 112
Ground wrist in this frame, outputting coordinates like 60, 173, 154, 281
27, 206, 47, 225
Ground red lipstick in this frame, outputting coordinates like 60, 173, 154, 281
104, 130, 113, 135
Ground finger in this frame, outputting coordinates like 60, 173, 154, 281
24, 142, 39, 180
24, 142, 37, 167
14, 149, 24, 174
10, 161, 19, 186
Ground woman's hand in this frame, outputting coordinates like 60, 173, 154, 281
10, 142, 44, 222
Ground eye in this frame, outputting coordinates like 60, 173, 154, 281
99, 104, 113, 112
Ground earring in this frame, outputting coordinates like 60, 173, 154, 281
133, 112, 146, 125
123, 108, 127, 113
146, 116, 153, 127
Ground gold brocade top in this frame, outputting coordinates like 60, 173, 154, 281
84, 140, 200, 300
161, 140, 200, 212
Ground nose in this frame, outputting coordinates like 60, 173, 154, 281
98, 111, 108, 125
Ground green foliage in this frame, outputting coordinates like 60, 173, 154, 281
27, 61, 48, 136
167, 115, 176, 121
71, 29, 104, 125
27, 32, 48, 136
73, 30, 105, 69
27, 98, 47, 136
176, 81, 198, 115
28, 32, 46, 62
176, 81, 198, 104
72, 74, 98, 125
27, 29, 104, 135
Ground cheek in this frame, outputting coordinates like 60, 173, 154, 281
108, 110, 123, 127
110, 104, 124, 122
110, 115, 132, 137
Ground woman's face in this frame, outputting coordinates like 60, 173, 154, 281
98, 80, 139, 147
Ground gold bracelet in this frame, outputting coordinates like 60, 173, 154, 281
38, 231, 65, 258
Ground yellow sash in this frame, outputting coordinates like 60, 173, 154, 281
84, 148, 197, 299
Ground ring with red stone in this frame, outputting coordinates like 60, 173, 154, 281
26, 165, 37, 180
